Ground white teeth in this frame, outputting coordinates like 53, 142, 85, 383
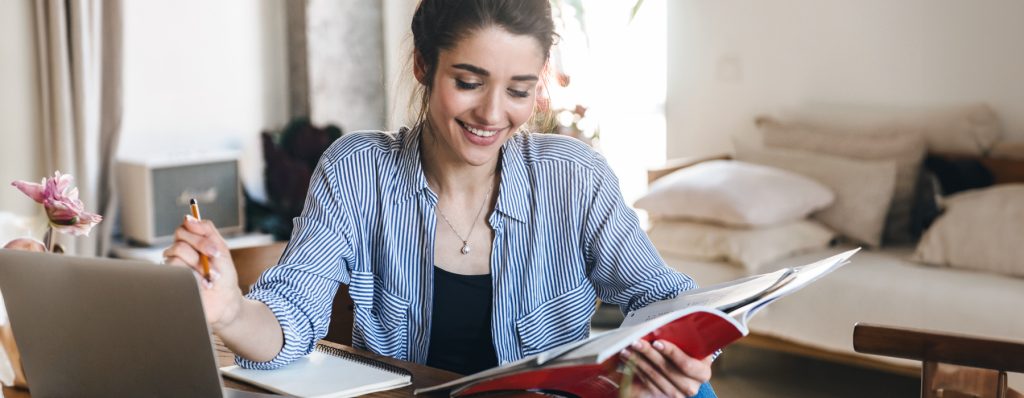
464, 123, 499, 137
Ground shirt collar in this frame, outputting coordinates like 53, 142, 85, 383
494, 134, 531, 223
396, 127, 531, 224
396, 126, 430, 202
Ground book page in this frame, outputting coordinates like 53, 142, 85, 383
416, 328, 619, 394
731, 248, 858, 324
621, 248, 858, 329
620, 268, 792, 328
222, 348, 410, 397
413, 349, 549, 394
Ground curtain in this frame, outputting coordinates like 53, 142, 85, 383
33, 0, 122, 256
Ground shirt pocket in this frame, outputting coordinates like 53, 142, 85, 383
515, 280, 596, 356
348, 270, 411, 358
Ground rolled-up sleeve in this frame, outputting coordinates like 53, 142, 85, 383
235, 155, 355, 369
581, 152, 697, 314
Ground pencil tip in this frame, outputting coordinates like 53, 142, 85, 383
189, 198, 197, 205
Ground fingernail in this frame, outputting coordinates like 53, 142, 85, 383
653, 340, 665, 350
620, 349, 631, 358
202, 278, 213, 289
211, 269, 222, 281
186, 215, 198, 223
632, 340, 643, 349
205, 247, 220, 258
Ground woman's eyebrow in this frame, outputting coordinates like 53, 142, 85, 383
452, 63, 539, 82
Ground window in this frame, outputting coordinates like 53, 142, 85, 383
550, 0, 667, 217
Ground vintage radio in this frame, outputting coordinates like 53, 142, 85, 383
116, 151, 245, 246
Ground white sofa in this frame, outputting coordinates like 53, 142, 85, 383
645, 154, 1024, 389
635, 103, 1024, 389
665, 245, 1024, 373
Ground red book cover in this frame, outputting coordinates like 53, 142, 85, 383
452, 310, 745, 397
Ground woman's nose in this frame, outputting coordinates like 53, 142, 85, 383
474, 88, 503, 124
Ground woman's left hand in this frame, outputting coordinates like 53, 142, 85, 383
621, 339, 712, 397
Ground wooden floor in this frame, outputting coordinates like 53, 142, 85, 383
710, 343, 920, 397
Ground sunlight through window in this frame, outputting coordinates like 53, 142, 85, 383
550, 0, 666, 223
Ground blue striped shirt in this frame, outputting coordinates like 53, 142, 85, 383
238, 127, 698, 369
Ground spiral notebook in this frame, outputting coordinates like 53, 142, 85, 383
221, 344, 412, 398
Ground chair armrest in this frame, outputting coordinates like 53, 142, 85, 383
853, 323, 1024, 373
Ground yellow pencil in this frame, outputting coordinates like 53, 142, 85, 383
189, 198, 211, 282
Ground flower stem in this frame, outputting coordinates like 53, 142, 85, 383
43, 225, 54, 253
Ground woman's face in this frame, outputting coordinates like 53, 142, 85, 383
422, 26, 546, 167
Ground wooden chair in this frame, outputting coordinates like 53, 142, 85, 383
229, 242, 355, 345
853, 323, 1024, 398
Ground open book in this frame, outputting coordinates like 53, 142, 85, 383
222, 343, 412, 398
415, 248, 859, 397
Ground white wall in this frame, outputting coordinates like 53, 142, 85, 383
119, 0, 289, 203
666, 0, 1024, 158
382, 0, 417, 132
0, 0, 43, 217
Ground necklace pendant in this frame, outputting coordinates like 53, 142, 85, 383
460, 242, 471, 255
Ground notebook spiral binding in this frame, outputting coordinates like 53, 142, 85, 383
316, 343, 413, 379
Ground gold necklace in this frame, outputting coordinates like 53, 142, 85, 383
437, 185, 493, 255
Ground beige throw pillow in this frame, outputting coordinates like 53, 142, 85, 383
647, 219, 835, 272
773, 103, 1003, 156
634, 160, 835, 227
912, 184, 1024, 277
758, 116, 926, 244
735, 146, 897, 248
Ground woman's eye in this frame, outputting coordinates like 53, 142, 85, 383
507, 88, 530, 98
456, 79, 481, 90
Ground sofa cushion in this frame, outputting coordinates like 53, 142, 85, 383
647, 219, 835, 272
774, 103, 1003, 156
757, 116, 926, 244
735, 145, 897, 248
730, 246, 1024, 391
912, 184, 1024, 277
634, 160, 835, 227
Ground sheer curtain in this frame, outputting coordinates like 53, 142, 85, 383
33, 0, 123, 256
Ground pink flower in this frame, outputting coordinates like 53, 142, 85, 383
11, 171, 103, 237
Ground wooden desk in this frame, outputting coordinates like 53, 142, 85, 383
1, 339, 463, 397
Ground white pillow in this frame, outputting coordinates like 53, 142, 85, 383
912, 184, 1024, 277
647, 219, 836, 272
634, 160, 834, 227
734, 146, 897, 248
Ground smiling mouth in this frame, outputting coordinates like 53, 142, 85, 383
458, 120, 502, 138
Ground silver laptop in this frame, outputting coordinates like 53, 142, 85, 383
0, 250, 276, 398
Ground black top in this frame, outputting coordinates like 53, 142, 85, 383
426, 266, 498, 375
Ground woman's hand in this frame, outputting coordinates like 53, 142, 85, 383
621, 339, 712, 397
162, 216, 244, 333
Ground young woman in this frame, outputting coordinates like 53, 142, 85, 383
165, 0, 715, 396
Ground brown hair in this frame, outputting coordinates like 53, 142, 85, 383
409, 0, 557, 130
